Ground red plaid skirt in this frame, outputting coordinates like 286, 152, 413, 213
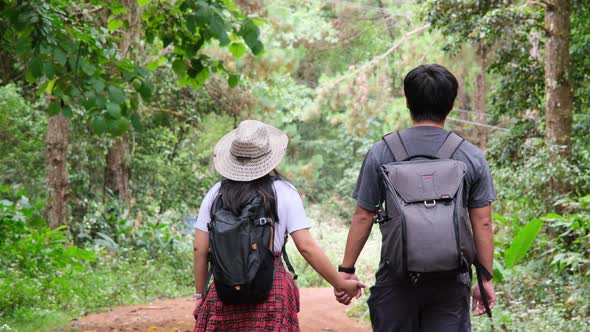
194, 262, 300, 332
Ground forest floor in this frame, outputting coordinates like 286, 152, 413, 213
69, 288, 370, 332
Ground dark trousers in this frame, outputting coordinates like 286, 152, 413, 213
368, 280, 471, 332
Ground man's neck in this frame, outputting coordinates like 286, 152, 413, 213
412, 120, 445, 128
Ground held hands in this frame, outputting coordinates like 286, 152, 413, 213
472, 279, 496, 316
334, 272, 365, 305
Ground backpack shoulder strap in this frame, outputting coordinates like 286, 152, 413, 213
209, 192, 223, 225
435, 132, 465, 159
271, 180, 279, 223
382, 131, 409, 162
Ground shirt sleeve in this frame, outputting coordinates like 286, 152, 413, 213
352, 148, 383, 211
276, 181, 311, 234
467, 157, 497, 208
195, 182, 221, 233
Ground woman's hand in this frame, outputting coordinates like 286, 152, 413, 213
335, 278, 366, 300
334, 272, 362, 305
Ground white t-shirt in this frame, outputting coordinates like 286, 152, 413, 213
195, 180, 311, 252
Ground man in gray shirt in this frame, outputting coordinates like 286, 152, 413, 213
335, 64, 496, 331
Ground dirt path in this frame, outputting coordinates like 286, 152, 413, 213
70, 288, 370, 332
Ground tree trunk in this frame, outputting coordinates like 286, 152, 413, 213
457, 75, 469, 113
545, 0, 572, 157
104, 0, 140, 202
45, 113, 68, 228
545, 0, 573, 196
473, 43, 488, 150
105, 136, 130, 201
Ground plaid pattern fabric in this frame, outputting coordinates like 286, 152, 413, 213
194, 262, 300, 332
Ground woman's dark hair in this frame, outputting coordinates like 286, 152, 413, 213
219, 170, 288, 216
403, 64, 458, 123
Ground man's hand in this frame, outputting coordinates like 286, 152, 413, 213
472, 279, 495, 316
334, 272, 363, 305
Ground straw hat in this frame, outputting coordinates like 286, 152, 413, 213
213, 120, 288, 181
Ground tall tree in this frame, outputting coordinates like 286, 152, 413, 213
544, 0, 573, 194
474, 43, 488, 149
45, 112, 68, 228
105, 0, 141, 202
544, 0, 572, 158
424, 1, 539, 146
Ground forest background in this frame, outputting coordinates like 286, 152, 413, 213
0, 0, 589, 331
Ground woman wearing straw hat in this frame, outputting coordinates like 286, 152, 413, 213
193, 120, 364, 331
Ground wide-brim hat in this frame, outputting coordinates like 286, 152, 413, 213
213, 120, 288, 182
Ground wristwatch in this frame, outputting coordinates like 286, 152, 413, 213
193, 293, 203, 300
338, 265, 356, 274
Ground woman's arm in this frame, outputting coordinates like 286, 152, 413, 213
194, 230, 209, 294
290, 228, 364, 298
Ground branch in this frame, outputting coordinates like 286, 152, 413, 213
526, 0, 550, 9
73, 42, 86, 98
326, 24, 430, 88
142, 44, 175, 66
535, 23, 550, 35
147, 108, 187, 118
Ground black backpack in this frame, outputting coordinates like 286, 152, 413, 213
207, 182, 296, 305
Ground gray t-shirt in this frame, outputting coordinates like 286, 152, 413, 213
353, 126, 497, 285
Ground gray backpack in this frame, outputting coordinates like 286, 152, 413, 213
379, 131, 476, 283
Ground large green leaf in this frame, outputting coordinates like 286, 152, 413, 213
240, 20, 261, 54
62, 106, 73, 119
90, 116, 107, 134
106, 102, 122, 119
208, 14, 230, 46
504, 219, 543, 268
108, 19, 125, 31
108, 85, 125, 104
107, 117, 129, 136
249, 41, 264, 55
228, 74, 240, 88
130, 112, 144, 132
30, 58, 43, 78
172, 60, 186, 75
229, 42, 246, 58
43, 62, 56, 79
138, 80, 153, 100
48, 100, 61, 115
53, 48, 67, 66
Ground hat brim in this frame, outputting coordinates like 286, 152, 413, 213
213, 124, 288, 182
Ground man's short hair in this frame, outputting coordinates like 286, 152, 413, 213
403, 64, 458, 123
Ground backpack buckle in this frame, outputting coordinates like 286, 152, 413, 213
424, 200, 436, 208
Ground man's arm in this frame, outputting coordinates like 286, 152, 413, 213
334, 205, 375, 305
341, 205, 375, 268
470, 205, 493, 274
469, 204, 496, 315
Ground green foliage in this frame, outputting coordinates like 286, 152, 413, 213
0, 85, 45, 197
1, 0, 263, 136
0, 187, 95, 318
0, 186, 194, 330
490, 136, 590, 214
504, 218, 543, 269
543, 196, 590, 274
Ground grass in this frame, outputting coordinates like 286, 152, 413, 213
1, 252, 194, 332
